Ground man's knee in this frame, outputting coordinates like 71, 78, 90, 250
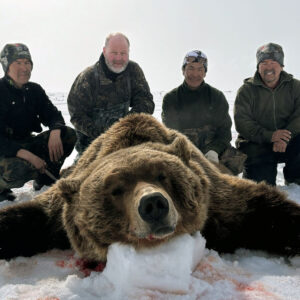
220, 146, 247, 175
60, 126, 77, 157
0, 157, 38, 189
243, 161, 277, 185
242, 150, 278, 185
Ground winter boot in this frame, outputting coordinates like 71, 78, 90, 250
0, 189, 16, 202
33, 179, 46, 191
33, 167, 59, 191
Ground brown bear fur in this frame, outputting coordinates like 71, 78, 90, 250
0, 113, 299, 262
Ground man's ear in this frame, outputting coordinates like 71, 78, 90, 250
57, 178, 81, 203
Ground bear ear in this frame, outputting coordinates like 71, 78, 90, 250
170, 136, 191, 164
57, 178, 81, 203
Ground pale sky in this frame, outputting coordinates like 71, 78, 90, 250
1, 0, 300, 93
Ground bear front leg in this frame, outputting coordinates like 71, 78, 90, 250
242, 188, 300, 256
0, 201, 70, 260
203, 183, 300, 256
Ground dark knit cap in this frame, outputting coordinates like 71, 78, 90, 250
0, 43, 33, 73
182, 50, 208, 72
256, 42, 284, 66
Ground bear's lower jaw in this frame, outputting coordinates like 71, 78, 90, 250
150, 224, 176, 236
128, 224, 176, 246
131, 235, 171, 248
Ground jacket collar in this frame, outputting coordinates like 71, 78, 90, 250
245, 70, 293, 89
99, 53, 126, 82
182, 80, 206, 92
3, 75, 29, 91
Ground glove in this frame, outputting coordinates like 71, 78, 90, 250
205, 150, 219, 163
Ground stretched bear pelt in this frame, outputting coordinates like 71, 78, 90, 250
0, 114, 299, 262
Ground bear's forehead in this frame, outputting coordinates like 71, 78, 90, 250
86, 145, 195, 181
102, 145, 182, 164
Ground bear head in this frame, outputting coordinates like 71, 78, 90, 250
57, 136, 210, 262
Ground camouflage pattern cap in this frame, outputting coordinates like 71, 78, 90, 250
0, 43, 33, 73
256, 42, 284, 67
182, 50, 208, 72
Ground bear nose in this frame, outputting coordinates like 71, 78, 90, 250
138, 192, 169, 224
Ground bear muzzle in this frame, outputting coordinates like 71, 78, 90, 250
138, 192, 175, 237
128, 182, 179, 242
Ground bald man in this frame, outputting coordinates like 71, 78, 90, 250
67, 32, 154, 157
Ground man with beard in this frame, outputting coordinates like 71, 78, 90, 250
67, 32, 154, 157
0, 43, 76, 201
234, 42, 300, 185
162, 50, 246, 175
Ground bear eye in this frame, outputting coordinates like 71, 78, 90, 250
112, 187, 124, 196
157, 173, 166, 182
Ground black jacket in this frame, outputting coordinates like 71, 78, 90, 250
162, 81, 232, 154
0, 76, 65, 157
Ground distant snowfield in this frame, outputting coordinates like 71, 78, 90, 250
0, 91, 299, 300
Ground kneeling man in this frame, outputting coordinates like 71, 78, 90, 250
0, 43, 76, 201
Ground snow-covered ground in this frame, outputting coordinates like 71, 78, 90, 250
0, 91, 299, 300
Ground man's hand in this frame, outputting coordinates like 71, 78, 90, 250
273, 140, 287, 153
16, 149, 47, 173
271, 129, 291, 143
48, 129, 64, 162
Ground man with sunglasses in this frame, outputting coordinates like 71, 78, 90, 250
234, 42, 300, 185
162, 50, 246, 175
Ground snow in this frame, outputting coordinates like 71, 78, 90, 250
0, 91, 299, 300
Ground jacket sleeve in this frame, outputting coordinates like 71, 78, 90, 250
35, 85, 65, 130
234, 85, 273, 144
205, 91, 232, 154
161, 92, 180, 130
0, 98, 22, 157
286, 79, 300, 139
67, 70, 100, 139
128, 63, 155, 114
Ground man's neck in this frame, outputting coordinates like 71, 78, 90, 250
264, 80, 280, 89
5, 75, 24, 89
100, 53, 124, 82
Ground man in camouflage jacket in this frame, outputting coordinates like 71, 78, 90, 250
67, 32, 154, 156
234, 43, 300, 185
0, 43, 76, 201
162, 50, 246, 175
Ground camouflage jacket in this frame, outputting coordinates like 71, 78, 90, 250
0, 76, 65, 157
67, 55, 154, 140
234, 71, 300, 148
162, 81, 232, 154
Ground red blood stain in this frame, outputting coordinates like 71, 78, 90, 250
55, 255, 106, 277
235, 282, 279, 299
195, 258, 279, 299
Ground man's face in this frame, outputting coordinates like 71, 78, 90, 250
103, 36, 129, 73
182, 61, 206, 89
258, 59, 282, 88
7, 58, 32, 88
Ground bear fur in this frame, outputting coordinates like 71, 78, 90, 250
0, 113, 299, 262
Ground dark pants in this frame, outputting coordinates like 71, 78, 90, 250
0, 126, 76, 190
240, 134, 300, 185
75, 130, 94, 157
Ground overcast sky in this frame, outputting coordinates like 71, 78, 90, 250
1, 0, 300, 94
